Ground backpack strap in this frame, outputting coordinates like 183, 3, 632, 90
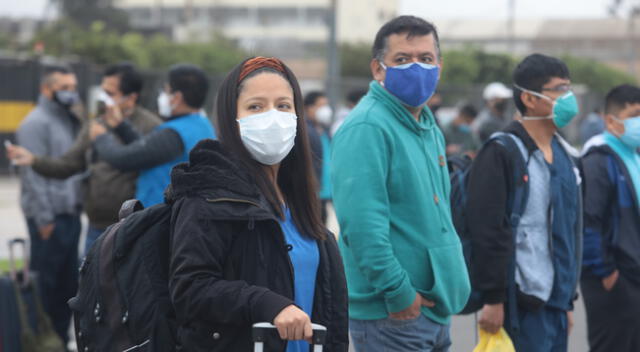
487, 132, 531, 336
119, 199, 144, 221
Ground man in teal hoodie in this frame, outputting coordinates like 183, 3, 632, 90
331, 16, 470, 351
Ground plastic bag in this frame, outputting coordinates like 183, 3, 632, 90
472, 327, 515, 352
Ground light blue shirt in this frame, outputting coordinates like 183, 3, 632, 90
604, 132, 640, 209
278, 208, 319, 352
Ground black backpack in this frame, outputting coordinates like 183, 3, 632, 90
68, 200, 176, 352
448, 133, 530, 315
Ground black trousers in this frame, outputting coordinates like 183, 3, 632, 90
26, 214, 81, 345
581, 272, 640, 352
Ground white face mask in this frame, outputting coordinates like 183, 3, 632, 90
157, 91, 174, 118
237, 109, 298, 165
315, 105, 333, 126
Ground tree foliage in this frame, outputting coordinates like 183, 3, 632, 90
31, 20, 246, 74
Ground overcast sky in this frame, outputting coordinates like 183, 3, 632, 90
0, 0, 621, 19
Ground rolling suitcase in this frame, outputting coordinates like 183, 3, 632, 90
252, 322, 327, 352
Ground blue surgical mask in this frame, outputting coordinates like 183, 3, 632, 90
613, 115, 640, 149
380, 62, 439, 107
458, 124, 472, 134
514, 84, 579, 128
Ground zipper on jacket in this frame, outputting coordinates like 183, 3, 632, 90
206, 197, 296, 299
205, 197, 263, 209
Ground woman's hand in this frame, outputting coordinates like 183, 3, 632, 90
6, 144, 35, 166
273, 305, 313, 343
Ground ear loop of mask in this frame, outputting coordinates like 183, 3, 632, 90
513, 84, 554, 121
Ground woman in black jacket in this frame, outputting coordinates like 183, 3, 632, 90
168, 57, 348, 352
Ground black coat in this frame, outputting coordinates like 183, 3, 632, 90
167, 139, 349, 352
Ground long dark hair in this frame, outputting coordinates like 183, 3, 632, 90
215, 57, 325, 241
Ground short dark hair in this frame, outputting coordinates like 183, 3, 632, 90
215, 57, 325, 241
304, 91, 326, 107
604, 84, 640, 115
104, 62, 143, 98
512, 54, 570, 114
168, 64, 209, 109
41, 65, 72, 85
372, 15, 440, 61
459, 103, 478, 119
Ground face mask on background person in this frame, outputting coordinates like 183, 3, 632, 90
380, 61, 440, 108
237, 109, 298, 165
157, 91, 174, 118
315, 105, 333, 127
612, 115, 640, 149
514, 84, 579, 128
54, 90, 80, 108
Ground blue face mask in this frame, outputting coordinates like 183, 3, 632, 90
380, 62, 439, 108
515, 84, 579, 128
458, 124, 472, 134
613, 115, 640, 149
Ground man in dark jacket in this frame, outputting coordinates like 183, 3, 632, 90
167, 140, 348, 352
580, 84, 640, 352
90, 64, 215, 207
8, 63, 161, 253
466, 54, 582, 352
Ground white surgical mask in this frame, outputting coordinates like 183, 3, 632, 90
237, 109, 298, 165
157, 91, 174, 118
315, 105, 333, 126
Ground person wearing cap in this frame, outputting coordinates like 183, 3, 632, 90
473, 82, 513, 143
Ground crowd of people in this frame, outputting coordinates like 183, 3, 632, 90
4, 14, 640, 352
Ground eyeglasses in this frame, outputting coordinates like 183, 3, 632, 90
541, 84, 571, 93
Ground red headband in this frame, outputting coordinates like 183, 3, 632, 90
238, 57, 287, 83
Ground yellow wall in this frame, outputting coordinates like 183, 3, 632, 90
0, 101, 35, 133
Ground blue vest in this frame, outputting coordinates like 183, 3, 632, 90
136, 113, 215, 207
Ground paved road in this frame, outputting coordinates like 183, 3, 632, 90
1, 177, 589, 351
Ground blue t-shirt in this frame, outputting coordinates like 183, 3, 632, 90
278, 208, 319, 352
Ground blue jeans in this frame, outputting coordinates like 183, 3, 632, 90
84, 225, 106, 256
26, 214, 81, 345
350, 314, 451, 352
509, 306, 568, 352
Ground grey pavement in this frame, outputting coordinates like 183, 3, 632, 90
1, 177, 589, 351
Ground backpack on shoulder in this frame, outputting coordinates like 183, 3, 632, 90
448, 133, 530, 315
68, 199, 176, 352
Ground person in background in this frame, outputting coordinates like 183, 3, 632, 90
7, 63, 161, 253
579, 108, 605, 145
580, 84, 640, 352
467, 54, 582, 352
331, 89, 367, 137
89, 64, 215, 207
332, 16, 471, 351
473, 82, 513, 143
302, 91, 325, 190
304, 91, 333, 222
443, 103, 479, 157
13, 65, 83, 346
168, 57, 348, 352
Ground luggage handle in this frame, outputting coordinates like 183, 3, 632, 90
253, 322, 327, 352
8, 238, 30, 286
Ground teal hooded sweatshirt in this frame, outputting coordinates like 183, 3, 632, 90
331, 81, 470, 325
